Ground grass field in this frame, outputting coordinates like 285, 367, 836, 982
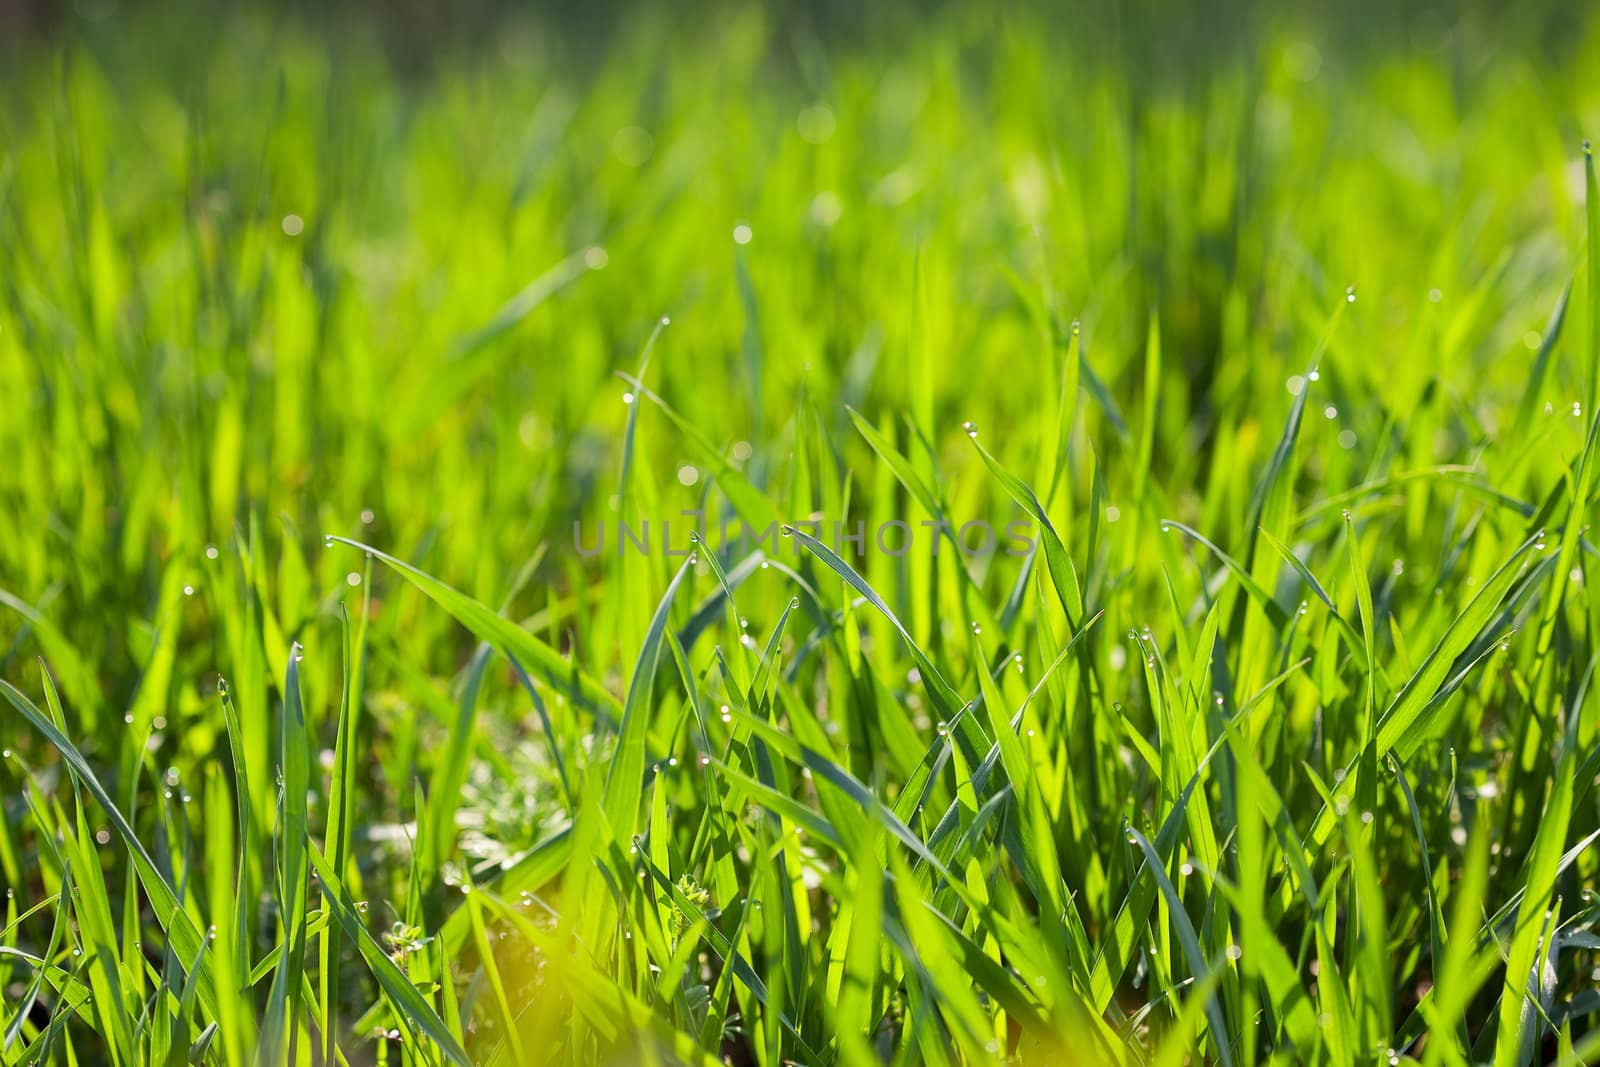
4, 3, 1600, 1064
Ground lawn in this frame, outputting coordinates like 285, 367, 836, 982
2, 2, 1600, 1064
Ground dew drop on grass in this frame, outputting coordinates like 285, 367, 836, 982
970, 621, 981, 635
183, 584, 195, 596
622, 391, 635, 405
346, 572, 361, 587
1345, 286, 1356, 302
961, 420, 978, 438
205, 544, 219, 559
1308, 369, 1320, 381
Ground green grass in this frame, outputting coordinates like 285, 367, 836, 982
4, 3, 1600, 1064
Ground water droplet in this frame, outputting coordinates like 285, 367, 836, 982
970, 621, 981, 635
205, 544, 219, 560
660, 315, 671, 326
733, 224, 753, 245
961, 420, 978, 438
935, 721, 948, 736
183, 584, 195, 596
1345, 286, 1356, 303
346, 572, 361, 587
1308, 369, 1321, 382
622, 391, 635, 405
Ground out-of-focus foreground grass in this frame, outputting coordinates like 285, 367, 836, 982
4, 2, 1600, 1064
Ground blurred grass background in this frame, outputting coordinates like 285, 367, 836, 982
3, 0, 1595, 688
